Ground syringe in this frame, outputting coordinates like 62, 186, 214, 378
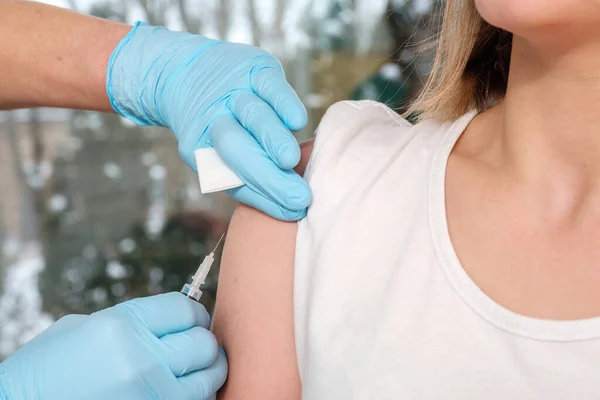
181, 233, 225, 302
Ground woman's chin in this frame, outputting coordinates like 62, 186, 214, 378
475, 0, 600, 41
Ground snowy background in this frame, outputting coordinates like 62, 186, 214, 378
0, 0, 439, 359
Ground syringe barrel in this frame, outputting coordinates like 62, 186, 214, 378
194, 255, 214, 284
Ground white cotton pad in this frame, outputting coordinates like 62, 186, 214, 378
194, 148, 245, 194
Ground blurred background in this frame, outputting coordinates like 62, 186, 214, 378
0, 0, 442, 359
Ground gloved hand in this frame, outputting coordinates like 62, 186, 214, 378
0, 293, 227, 400
107, 22, 311, 221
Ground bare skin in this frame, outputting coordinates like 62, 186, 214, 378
212, 140, 313, 399
0, 0, 130, 111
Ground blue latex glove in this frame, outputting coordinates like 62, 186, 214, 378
107, 22, 311, 221
0, 293, 227, 400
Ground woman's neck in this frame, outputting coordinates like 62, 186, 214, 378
463, 35, 600, 219
504, 35, 600, 164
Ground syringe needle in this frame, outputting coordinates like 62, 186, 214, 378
212, 233, 226, 253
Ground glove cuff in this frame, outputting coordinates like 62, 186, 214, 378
106, 22, 200, 127
106, 21, 151, 125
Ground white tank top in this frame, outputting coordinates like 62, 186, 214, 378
294, 100, 600, 399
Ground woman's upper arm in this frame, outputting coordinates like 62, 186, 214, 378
212, 139, 314, 399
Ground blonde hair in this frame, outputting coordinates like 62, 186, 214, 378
407, 0, 513, 122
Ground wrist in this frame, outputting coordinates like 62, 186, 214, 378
106, 21, 151, 125
106, 22, 215, 128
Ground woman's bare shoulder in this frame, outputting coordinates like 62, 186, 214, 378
212, 138, 313, 399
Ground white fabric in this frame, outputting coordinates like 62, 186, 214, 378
294, 100, 600, 400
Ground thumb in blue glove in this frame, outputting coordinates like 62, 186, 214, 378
0, 293, 227, 400
108, 23, 312, 221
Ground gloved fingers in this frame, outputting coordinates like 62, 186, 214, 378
250, 67, 308, 131
160, 327, 219, 376
209, 116, 312, 212
113, 292, 211, 337
227, 91, 300, 170
178, 347, 228, 399
227, 185, 307, 221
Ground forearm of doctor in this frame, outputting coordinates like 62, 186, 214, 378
0, 0, 130, 111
